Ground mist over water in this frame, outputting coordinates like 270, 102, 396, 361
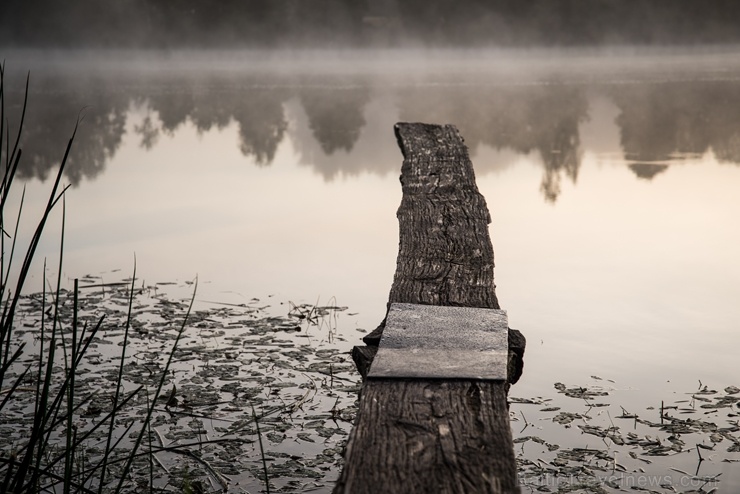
6, 48, 740, 196
4, 0, 740, 49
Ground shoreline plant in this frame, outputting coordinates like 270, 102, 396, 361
0, 63, 197, 494
0, 63, 360, 494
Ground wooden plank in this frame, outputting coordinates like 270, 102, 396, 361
334, 123, 524, 494
368, 303, 508, 380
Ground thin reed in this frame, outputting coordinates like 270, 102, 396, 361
0, 64, 196, 493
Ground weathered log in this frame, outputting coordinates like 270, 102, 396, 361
334, 123, 524, 494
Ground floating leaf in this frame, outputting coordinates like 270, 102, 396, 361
553, 412, 581, 425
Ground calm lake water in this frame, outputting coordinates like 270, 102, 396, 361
3, 48, 740, 489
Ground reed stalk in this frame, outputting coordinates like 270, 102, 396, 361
0, 64, 196, 494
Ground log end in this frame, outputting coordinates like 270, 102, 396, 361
351, 345, 378, 379
507, 328, 526, 385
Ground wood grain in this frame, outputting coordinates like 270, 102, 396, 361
334, 123, 522, 494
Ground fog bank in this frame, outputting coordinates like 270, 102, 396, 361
3, 0, 740, 49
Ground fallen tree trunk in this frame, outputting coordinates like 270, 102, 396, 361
334, 123, 524, 494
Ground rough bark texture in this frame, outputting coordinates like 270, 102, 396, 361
389, 123, 500, 309
334, 123, 522, 494
335, 380, 519, 494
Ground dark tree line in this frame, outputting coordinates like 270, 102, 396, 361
3, 0, 740, 48
0, 0, 367, 48
395, 0, 740, 46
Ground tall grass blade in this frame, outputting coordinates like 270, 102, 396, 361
0, 65, 214, 494
31, 260, 47, 461
63, 275, 78, 494
7, 73, 28, 181
252, 404, 271, 494
114, 278, 198, 493
1, 186, 26, 301
12, 176, 69, 492
0, 340, 25, 380
1, 61, 5, 171
0, 143, 21, 215
0, 71, 27, 246
1, 454, 15, 494
37, 385, 144, 493
0, 361, 29, 410
0, 114, 76, 348
96, 260, 137, 494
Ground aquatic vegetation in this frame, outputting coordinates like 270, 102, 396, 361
511, 379, 740, 493
0, 63, 201, 493
2, 273, 361, 493
7, 284, 358, 492
0, 65, 359, 492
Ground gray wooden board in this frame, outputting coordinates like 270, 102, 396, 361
367, 303, 509, 380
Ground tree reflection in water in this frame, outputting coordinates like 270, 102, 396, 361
6, 69, 740, 202
611, 82, 740, 167
299, 84, 371, 156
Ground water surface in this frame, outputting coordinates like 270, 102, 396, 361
3, 48, 740, 490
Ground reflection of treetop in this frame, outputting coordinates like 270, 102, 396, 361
300, 86, 370, 156
398, 85, 588, 202
10, 80, 127, 186
10, 74, 740, 203
611, 83, 740, 165
143, 85, 290, 165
